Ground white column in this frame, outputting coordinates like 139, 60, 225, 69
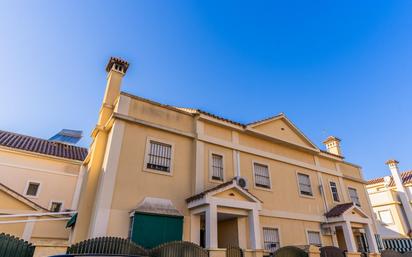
191, 214, 201, 245
331, 226, 339, 247
248, 209, 262, 250
364, 223, 379, 253
237, 217, 247, 249
22, 217, 36, 241
205, 204, 218, 249
342, 222, 357, 252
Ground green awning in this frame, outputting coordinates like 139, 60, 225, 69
66, 213, 77, 228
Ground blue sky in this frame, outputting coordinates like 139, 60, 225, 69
1, 1, 411, 179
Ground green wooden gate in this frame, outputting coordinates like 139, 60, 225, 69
0, 233, 35, 257
131, 213, 183, 248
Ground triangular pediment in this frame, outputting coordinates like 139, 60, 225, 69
343, 206, 369, 219
213, 187, 257, 203
247, 115, 318, 150
0, 183, 45, 212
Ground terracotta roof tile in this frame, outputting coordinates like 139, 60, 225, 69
325, 202, 354, 218
0, 130, 88, 161
367, 170, 412, 187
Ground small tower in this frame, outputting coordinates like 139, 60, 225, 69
323, 136, 342, 156
385, 159, 412, 231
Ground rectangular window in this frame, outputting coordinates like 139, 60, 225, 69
329, 181, 340, 202
298, 173, 313, 196
348, 187, 361, 207
307, 231, 322, 246
378, 210, 394, 225
263, 227, 280, 252
146, 141, 172, 172
211, 154, 224, 181
50, 202, 62, 212
26, 182, 40, 197
254, 163, 271, 189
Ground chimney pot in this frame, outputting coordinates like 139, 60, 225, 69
323, 136, 342, 156
105, 57, 129, 74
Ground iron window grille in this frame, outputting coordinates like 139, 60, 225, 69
348, 187, 361, 207
147, 141, 172, 172
26, 182, 40, 196
329, 181, 340, 202
211, 154, 224, 181
263, 228, 280, 252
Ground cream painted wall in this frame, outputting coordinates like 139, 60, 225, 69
0, 148, 81, 210
74, 76, 375, 248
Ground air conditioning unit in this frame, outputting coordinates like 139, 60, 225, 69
236, 176, 248, 189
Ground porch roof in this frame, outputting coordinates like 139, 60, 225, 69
186, 178, 262, 203
325, 202, 355, 218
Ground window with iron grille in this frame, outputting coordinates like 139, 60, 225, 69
298, 173, 312, 196
50, 202, 62, 212
263, 227, 280, 252
254, 163, 270, 189
308, 231, 322, 246
329, 181, 340, 202
26, 182, 40, 196
146, 141, 172, 172
211, 154, 224, 181
348, 187, 361, 207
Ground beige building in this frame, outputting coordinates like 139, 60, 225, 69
0, 129, 87, 256
72, 57, 381, 257
367, 160, 412, 239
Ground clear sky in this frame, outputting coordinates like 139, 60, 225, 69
1, 1, 411, 179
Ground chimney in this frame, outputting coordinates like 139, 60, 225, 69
102, 57, 129, 106
386, 159, 412, 230
323, 136, 342, 156
97, 57, 129, 126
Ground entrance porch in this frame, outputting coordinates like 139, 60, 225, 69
323, 203, 380, 257
186, 179, 263, 257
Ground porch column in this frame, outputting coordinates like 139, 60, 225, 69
342, 221, 357, 252
191, 214, 201, 245
205, 203, 218, 249
248, 209, 262, 250
330, 226, 339, 247
364, 223, 379, 253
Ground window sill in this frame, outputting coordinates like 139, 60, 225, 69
254, 185, 272, 192
299, 193, 315, 199
143, 167, 173, 176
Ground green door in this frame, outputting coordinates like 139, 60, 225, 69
131, 212, 183, 248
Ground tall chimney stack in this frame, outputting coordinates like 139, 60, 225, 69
98, 57, 129, 126
323, 136, 342, 156
386, 159, 412, 231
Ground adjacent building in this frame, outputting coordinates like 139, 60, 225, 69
367, 160, 412, 239
72, 57, 381, 257
0, 129, 87, 256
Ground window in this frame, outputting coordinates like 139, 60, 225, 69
146, 140, 172, 172
254, 163, 271, 189
329, 181, 340, 202
298, 173, 313, 196
25, 182, 40, 197
263, 228, 280, 252
307, 231, 322, 246
50, 202, 62, 212
211, 154, 224, 181
348, 187, 361, 207
378, 210, 394, 225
